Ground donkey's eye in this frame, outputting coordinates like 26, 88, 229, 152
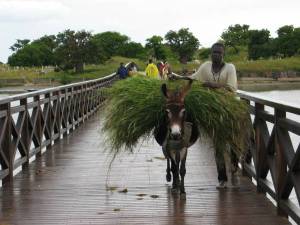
179, 109, 186, 117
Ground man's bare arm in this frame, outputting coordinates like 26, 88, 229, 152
169, 73, 194, 81
203, 81, 235, 92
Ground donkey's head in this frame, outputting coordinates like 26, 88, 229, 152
161, 80, 193, 140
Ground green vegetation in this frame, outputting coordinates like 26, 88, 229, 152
221, 24, 300, 60
48, 56, 146, 81
1, 54, 300, 86
198, 46, 300, 74
235, 56, 300, 73
0, 57, 145, 84
102, 77, 250, 158
165, 28, 200, 63
6, 27, 200, 72
3, 23, 300, 86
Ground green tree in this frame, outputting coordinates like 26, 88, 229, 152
33, 35, 57, 50
120, 42, 147, 59
248, 29, 272, 60
198, 48, 210, 60
10, 39, 30, 52
55, 29, 93, 73
92, 31, 130, 59
145, 35, 167, 60
8, 44, 44, 66
294, 28, 300, 55
32, 35, 57, 65
276, 25, 300, 57
165, 28, 200, 63
8, 36, 58, 67
221, 24, 250, 53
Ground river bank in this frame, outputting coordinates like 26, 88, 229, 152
238, 77, 300, 91
0, 84, 57, 94
1, 76, 300, 94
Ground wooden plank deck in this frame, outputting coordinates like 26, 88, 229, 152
0, 113, 291, 225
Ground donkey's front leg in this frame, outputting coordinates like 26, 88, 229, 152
171, 158, 179, 191
180, 153, 187, 194
166, 158, 171, 182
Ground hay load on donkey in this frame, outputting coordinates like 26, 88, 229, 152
102, 76, 250, 194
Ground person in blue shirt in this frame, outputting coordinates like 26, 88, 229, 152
116, 62, 128, 79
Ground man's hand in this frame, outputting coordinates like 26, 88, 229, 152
202, 82, 235, 92
168, 73, 177, 80
202, 82, 223, 89
184, 76, 193, 81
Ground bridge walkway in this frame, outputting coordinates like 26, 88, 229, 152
0, 113, 290, 225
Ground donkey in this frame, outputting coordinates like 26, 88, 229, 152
154, 80, 199, 195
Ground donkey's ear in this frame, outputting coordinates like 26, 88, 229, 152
181, 79, 193, 98
161, 83, 168, 98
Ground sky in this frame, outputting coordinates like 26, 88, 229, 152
1, 0, 300, 63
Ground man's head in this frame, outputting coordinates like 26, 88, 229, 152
149, 59, 153, 64
211, 43, 225, 65
120, 62, 124, 66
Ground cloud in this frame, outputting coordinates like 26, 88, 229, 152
0, 0, 70, 22
1, 0, 300, 62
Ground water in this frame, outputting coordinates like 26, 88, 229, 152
250, 90, 300, 148
251, 89, 300, 106
0, 94, 9, 100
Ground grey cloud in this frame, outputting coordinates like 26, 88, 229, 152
0, 0, 70, 22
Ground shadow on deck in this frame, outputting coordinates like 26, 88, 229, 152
0, 113, 290, 225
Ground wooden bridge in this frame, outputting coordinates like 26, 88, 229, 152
0, 71, 299, 224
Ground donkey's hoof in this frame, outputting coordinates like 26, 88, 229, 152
171, 188, 178, 194
166, 173, 171, 182
180, 192, 186, 199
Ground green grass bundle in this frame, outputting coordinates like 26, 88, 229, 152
102, 76, 251, 158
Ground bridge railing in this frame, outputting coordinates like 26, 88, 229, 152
239, 90, 300, 224
0, 72, 117, 184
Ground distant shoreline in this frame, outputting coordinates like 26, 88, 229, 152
238, 77, 300, 91
1, 79, 300, 94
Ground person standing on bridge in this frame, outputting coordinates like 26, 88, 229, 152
116, 62, 128, 79
145, 59, 159, 79
171, 42, 239, 189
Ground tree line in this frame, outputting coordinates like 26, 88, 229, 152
7, 24, 300, 73
220, 24, 300, 60
8, 28, 199, 73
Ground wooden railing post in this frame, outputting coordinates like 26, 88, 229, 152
74, 86, 80, 128
241, 98, 252, 178
62, 89, 68, 137
69, 87, 75, 133
34, 96, 42, 157
45, 93, 52, 149
274, 108, 288, 217
0, 103, 12, 184
80, 84, 85, 123
254, 102, 266, 194
86, 83, 91, 117
84, 83, 88, 120
54, 90, 61, 142
20, 98, 30, 166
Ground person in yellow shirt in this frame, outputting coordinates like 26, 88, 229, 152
145, 59, 159, 79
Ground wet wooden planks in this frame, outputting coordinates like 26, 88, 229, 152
0, 114, 290, 225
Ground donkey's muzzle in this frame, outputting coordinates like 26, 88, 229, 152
170, 132, 182, 140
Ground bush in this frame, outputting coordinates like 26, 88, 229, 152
60, 74, 73, 84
